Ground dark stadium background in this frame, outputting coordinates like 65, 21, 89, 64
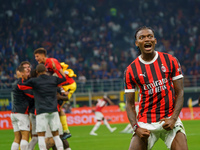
0, 0, 199, 110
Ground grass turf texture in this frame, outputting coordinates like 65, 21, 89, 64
1, 120, 200, 150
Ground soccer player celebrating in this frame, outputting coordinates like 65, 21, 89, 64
18, 63, 66, 150
90, 95, 117, 136
11, 65, 33, 150
59, 62, 77, 140
124, 26, 188, 150
34, 47, 65, 78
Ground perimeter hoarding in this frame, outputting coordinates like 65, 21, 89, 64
1, 106, 200, 129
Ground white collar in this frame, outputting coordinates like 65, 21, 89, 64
138, 51, 158, 64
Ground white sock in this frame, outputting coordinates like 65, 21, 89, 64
38, 136, 47, 150
28, 136, 38, 150
103, 119, 112, 131
65, 148, 71, 150
123, 124, 132, 131
91, 121, 101, 133
11, 142, 19, 150
53, 135, 64, 150
20, 139, 29, 150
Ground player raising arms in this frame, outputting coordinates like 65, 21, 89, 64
34, 47, 65, 78
124, 26, 188, 150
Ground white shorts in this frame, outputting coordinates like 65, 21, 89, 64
45, 122, 63, 138
137, 117, 186, 150
11, 113, 30, 132
36, 112, 60, 133
29, 113, 37, 135
95, 111, 104, 120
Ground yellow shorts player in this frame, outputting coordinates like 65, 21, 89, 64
59, 62, 77, 140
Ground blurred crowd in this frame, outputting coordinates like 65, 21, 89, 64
0, 0, 200, 89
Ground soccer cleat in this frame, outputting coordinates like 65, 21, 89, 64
62, 132, 72, 140
90, 131, 98, 136
110, 127, 117, 132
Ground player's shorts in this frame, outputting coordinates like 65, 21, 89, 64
11, 113, 30, 132
45, 122, 63, 138
95, 111, 104, 120
62, 82, 77, 100
36, 112, 60, 133
29, 113, 37, 135
137, 117, 186, 150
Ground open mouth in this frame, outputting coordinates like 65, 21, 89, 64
144, 43, 152, 50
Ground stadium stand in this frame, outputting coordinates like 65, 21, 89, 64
0, 0, 200, 89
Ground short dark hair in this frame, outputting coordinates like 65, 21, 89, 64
134, 26, 155, 40
20, 61, 31, 67
36, 64, 46, 73
34, 47, 47, 56
30, 69, 37, 77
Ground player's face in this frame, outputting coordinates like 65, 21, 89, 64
22, 64, 31, 77
35, 53, 45, 64
135, 29, 157, 54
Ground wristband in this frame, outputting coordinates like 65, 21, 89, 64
132, 123, 139, 132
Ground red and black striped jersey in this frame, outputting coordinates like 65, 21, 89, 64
45, 58, 63, 78
124, 51, 183, 123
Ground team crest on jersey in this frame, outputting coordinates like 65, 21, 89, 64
161, 64, 166, 72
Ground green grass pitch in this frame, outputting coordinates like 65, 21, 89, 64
1, 120, 200, 150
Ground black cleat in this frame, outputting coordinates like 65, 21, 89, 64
62, 132, 72, 140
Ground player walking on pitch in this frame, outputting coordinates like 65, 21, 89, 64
90, 95, 117, 136
124, 26, 188, 150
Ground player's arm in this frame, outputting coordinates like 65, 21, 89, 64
17, 79, 33, 90
105, 97, 114, 105
125, 92, 137, 126
161, 78, 184, 131
126, 92, 150, 139
57, 92, 68, 101
52, 59, 65, 77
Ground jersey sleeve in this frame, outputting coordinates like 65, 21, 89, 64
51, 58, 63, 78
124, 67, 136, 93
18, 79, 33, 90
171, 56, 183, 81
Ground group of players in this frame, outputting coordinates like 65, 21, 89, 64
10, 26, 191, 150
11, 48, 76, 150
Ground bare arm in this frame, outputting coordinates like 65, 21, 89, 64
171, 78, 184, 120
125, 92, 137, 126
105, 97, 114, 105
161, 78, 184, 130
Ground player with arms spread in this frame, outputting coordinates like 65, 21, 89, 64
124, 26, 188, 150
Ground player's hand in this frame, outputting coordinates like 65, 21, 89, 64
51, 59, 56, 70
57, 93, 62, 100
159, 118, 176, 131
135, 127, 150, 140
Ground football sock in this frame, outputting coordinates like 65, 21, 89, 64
123, 124, 132, 132
11, 142, 19, 150
60, 115, 69, 133
38, 136, 47, 150
20, 139, 28, 150
53, 135, 64, 150
91, 121, 101, 132
103, 119, 112, 131
28, 136, 38, 150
